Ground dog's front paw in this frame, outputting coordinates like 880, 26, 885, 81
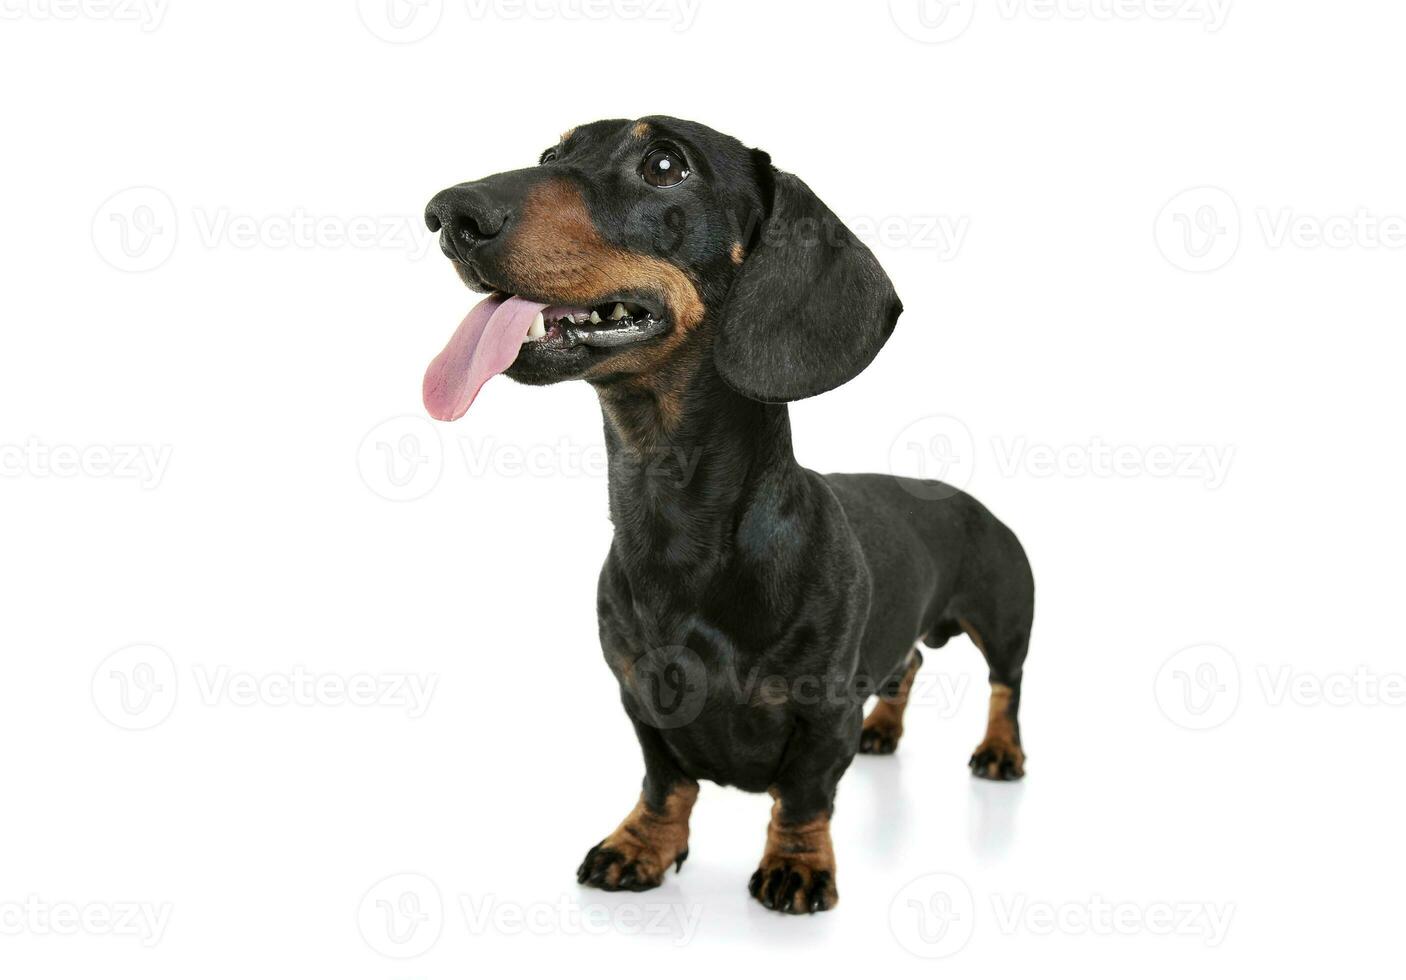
576, 840, 687, 892
969, 738, 1025, 781
576, 784, 697, 892
748, 857, 837, 914
858, 719, 901, 755
749, 802, 838, 914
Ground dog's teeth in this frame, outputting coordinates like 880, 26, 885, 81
589, 310, 602, 324
526, 312, 546, 340
610, 303, 628, 321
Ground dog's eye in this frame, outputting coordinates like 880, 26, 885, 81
539, 148, 559, 165
641, 147, 689, 188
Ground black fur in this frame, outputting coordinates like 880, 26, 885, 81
426, 116, 1035, 913
714, 153, 903, 401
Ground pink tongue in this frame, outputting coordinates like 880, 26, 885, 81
423, 295, 550, 421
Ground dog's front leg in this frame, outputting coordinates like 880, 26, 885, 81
576, 721, 697, 892
749, 717, 859, 914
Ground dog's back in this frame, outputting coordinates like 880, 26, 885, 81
822, 472, 1034, 691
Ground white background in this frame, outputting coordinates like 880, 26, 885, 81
2, 0, 1402, 975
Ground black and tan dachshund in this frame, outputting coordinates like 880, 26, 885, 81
422, 116, 1034, 914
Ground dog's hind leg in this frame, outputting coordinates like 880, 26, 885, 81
858, 648, 923, 755
962, 617, 1028, 781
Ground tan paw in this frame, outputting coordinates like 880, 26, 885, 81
969, 737, 1025, 780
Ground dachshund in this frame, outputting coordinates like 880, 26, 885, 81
422, 116, 1034, 914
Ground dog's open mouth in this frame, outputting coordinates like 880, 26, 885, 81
424, 292, 669, 421
534, 300, 668, 348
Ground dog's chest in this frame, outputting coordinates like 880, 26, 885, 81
601, 607, 796, 789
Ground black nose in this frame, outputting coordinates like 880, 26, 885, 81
424, 184, 511, 260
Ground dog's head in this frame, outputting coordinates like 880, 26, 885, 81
423, 116, 901, 422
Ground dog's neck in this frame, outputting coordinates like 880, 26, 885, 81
593, 352, 803, 582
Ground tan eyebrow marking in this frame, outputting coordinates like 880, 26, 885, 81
631, 121, 651, 139
560, 128, 575, 142
730, 242, 745, 265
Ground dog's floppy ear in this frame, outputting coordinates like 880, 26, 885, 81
713, 151, 902, 402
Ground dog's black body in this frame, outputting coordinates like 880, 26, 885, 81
425, 116, 1033, 913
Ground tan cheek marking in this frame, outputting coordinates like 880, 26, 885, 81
730, 242, 745, 265
506, 180, 705, 332
631, 121, 651, 139
510, 179, 709, 449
